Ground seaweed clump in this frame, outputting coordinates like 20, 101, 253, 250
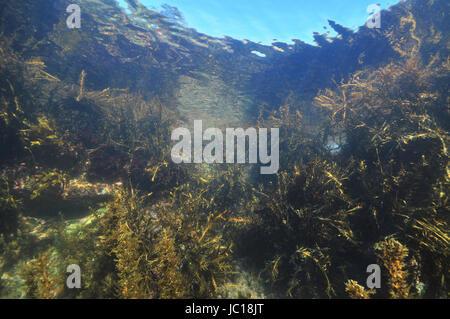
375, 238, 411, 299
239, 11, 449, 298
98, 182, 235, 299
345, 280, 375, 299
313, 53, 449, 297
19, 250, 61, 299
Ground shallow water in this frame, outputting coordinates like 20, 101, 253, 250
0, 0, 448, 299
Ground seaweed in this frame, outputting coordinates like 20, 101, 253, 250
97, 182, 235, 299
237, 8, 449, 298
0, 0, 448, 300
19, 250, 61, 299
375, 238, 411, 299
345, 280, 375, 299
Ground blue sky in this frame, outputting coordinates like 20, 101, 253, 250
117, 0, 399, 45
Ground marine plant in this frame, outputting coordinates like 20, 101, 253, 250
375, 238, 411, 299
238, 9, 449, 299
98, 176, 239, 299
345, 280, 375, 299
19, 249, 61, 299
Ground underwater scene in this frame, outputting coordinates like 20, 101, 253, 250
0, 0, 448, 300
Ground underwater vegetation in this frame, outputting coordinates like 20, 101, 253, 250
100, 184, 235, 298
248, 36, 450, 298
235, 4, 449, 298
0, 0, 448, 299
